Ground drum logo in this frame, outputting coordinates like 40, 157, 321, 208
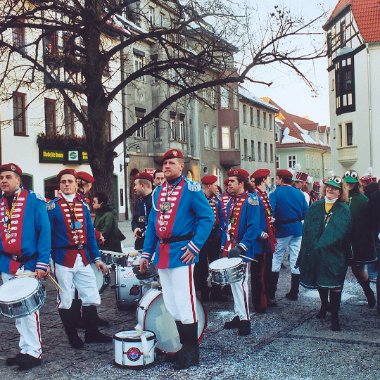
126, 347, 142, 362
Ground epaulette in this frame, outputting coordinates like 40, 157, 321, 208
29, 190, 47, 202
46, 198, 59, 210
185, 178, 201, 192
247, 193, 259, 206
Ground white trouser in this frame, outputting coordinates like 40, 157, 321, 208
2, 270, 42, 359
158, 265, 197, 324
231, 263, 250, 321
272, 235, 301, 274
54, 254, 101, 309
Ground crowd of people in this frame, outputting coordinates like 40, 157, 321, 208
0, 151, 379, 371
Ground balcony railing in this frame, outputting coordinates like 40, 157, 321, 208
220, 149, 240, 167
337, 145, 358, 166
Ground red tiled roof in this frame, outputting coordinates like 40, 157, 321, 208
326, 0, 380, 43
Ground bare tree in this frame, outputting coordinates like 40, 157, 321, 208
0, 0, 326, 193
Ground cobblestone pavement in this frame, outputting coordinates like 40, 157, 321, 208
0, 222, 379, 379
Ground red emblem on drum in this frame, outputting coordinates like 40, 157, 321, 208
129, 285, 140, 296
126, 347, 142, 362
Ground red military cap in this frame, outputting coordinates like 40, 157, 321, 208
201, 175, 218, 185
294, 171, 308, 182
0, 163, 22, 176
136, 172, 153, 183
227, 168, 249, 179
57, 168, 77, 183
251, 168, 270, 179
161, 149, 184, 163
312, 181, 321, 193
277, 169, 293, 178
77, 171, 95, 183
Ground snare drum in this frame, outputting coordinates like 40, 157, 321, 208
0, 277, 46, 318
114, 330, 156, 368
209, 257, 244, 285
91, 263, 110, 293
136, 289, 207, 354
101, 250, 127, 267
114, 266, 150, 309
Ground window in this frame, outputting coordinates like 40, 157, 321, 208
148, 6, 155, 25
288, 155, 296, 168
64, 103, 75, 136
154, 118, 160, 139
178, 115, 185, 141
202, 89, 208, 102
339, 20, 346, 47
45, 98, 56, 136
221, 126, 230, 149
346, 122, 353, 146
243, 139, 248, 159
270, 144, 274, 162
269, 114, 273, 130
204, 124, 210, 148
170, 113, 176, 140
160, 12, 165, 27
338, 123, 342, 147
45, 31, 58, 54
257, 109, 261, 128
13, 92, 26, 135
242, 104, 247, 124
234, 128, 239, 149
263, 112, 267, 129
233, 90, 238, 110
13, 21, 25, 52
134, 53, 144, 72
276, 156, 280, 169
250, 107, 254, 126
258, 142, 262, 161
211, 126, 218, 149
210, 88, 216, 106
105, 111, 111, 142
135, 107, 146, 138
335, 55, 355, 115
264, 143, 268, 162
251, 140, 255, 161
327, 32, 332, 56
220, 87, 229, 109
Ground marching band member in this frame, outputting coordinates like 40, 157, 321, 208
139, 149, 214, 370
221, 168, 260, 336
268, 169, 308, 304
0, 163, 50, 370
47, 169, 111, 349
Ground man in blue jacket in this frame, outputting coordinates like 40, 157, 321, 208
140, 149, 214, 370
268, 169, 308, 304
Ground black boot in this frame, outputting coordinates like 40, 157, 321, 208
59, 309, 84, 349
267, 272, 280, 306
330, 291, 342, 331
70, 298, 84, 328
173, 322, 199, 370
316, 288, 330, 319
82, 305, 112, 343
286, 274, 300, 301
359, 279, 376, 308
223, 315, 240, 329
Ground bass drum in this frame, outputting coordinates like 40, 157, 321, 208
136, 289, 207, 354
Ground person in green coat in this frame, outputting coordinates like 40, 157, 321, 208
297, 176, 352, 331
93, 192, 124, 253
343, 170, 377, 308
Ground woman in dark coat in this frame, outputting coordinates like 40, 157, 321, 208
298, 176, 352, 331
93, 192, 123, 253
342, 170, 377, 307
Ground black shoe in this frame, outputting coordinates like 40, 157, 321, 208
365, 289, 376, 309
223, 316, 240, 329
173, 343, 198, 370
95, 316, 110, 327
285, 292, 298, 301
331, 317, 341, 331
16, 354, 42, 370
85, 330, 112, 343
238, 320, 251, 336
5, 353, 25, 366
68, 333, 84, 349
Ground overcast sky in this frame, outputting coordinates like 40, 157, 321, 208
244, 0, 338, 126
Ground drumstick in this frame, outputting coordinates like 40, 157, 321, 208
129, 251, 138, 257
15, 272, 37, 278
47, 273, 64, 292
239, 254, 258, 263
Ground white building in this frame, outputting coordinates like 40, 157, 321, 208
323, 0, 380, 178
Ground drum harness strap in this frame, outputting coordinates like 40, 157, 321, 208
159, 233, 193, 244
10, 253, 38, 263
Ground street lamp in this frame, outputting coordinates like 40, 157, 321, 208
124, 153, 130, 220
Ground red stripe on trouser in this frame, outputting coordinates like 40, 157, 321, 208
35, 312, 42, 357
242, 264, 250, 320
188, 265, 197, 323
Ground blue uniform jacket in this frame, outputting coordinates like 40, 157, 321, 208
142, 177, 214, 269
0, 191, 51, 274
253, 196, 272, 255
221, 192, 261, 261
47, 196, 100, 266
269, 185, 308, 238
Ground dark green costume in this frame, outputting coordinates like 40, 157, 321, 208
347, 192, 377, 264
298, 199, 352, 289
94, 204, 123, 252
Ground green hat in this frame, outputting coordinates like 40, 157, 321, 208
325, 176, 343, 189
343, 170, 359, 184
